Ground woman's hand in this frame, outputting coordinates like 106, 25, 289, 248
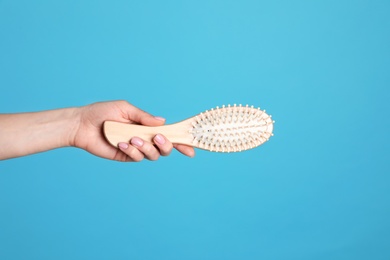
72, 100, 195, 162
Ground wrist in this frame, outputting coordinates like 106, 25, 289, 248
66, 107, 83, 148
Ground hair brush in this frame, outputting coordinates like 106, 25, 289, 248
104, 104, 274, 153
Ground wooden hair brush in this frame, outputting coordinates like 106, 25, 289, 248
104, 104, 274, 153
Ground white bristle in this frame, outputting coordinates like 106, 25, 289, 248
189, 105, 274, 153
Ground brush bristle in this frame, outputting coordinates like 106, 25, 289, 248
189, 104, 274, 152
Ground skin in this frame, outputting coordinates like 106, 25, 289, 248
0, 100, 195, 161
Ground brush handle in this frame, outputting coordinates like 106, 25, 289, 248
103, 121, 193, 147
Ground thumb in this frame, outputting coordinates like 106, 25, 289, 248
125, 103, 166, 126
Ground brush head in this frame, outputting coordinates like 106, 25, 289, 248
189, 104, 274, 152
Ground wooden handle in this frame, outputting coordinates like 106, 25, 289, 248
103, 121, 194, 147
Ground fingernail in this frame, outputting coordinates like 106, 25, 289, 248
131, 137, 144, 147
154, 134, 165, 145
118, 142, 129, 149
154, 116, 165, 121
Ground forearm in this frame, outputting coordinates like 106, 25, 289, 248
0, 108, 80, 160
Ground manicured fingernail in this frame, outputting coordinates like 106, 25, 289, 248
118, 142, 129, 149
131, 137, 144, 147
154, 116, 165, 121
154, 134, 165, 145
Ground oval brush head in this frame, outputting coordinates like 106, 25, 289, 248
104, 104, 274, 153
189, 104, 274, 152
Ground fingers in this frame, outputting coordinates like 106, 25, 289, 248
118, 142, 144, 162
130, 137, 160, 161
117, 134, 174, 162
153, 134, 173, 156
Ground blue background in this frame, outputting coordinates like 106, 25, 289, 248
1, 0, 389, 259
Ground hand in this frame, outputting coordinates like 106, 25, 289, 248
72, 100, 195, 162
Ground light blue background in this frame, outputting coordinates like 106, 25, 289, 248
1, 1, 389, 259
